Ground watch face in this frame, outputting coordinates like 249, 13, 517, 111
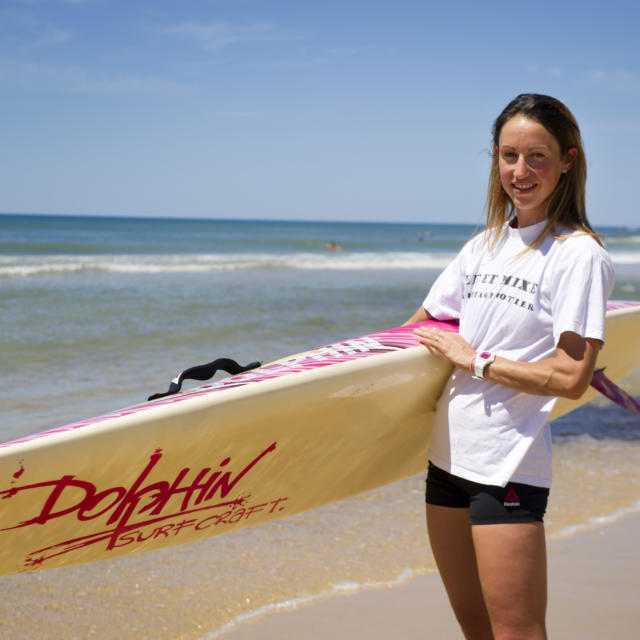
479, 351, 491, 360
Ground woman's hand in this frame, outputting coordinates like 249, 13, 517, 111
413, 325, 476, 372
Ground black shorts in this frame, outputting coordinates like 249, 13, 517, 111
425, 462, 549, 525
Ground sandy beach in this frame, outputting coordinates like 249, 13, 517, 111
224, 513, 640, 640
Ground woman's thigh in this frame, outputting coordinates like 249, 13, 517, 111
472, 522, 548, 639
426, 504, 493, 639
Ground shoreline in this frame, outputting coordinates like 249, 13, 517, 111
221, 512, 640, 640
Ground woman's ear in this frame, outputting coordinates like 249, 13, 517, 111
563, 147, 578, 172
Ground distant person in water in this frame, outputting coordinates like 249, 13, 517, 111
404, 94, 614, 639
325, 241, 342, 251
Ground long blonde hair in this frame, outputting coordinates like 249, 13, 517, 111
486, 93, 602, 249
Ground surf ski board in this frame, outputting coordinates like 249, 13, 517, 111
0, 301, 638, 576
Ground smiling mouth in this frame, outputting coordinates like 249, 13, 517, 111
513, 182, 536, 193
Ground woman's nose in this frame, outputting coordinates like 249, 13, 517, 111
513, 155, 529, 178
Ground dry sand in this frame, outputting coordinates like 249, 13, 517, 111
223, 512, 640, 639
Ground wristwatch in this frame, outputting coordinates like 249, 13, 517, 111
472, 351, 495, 380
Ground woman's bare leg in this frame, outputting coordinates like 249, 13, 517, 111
426, 504, 494, 639
472, 522, 548, 640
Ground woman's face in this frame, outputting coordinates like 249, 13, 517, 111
497, 115, 576, 226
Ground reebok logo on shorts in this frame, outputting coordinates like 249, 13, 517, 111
504, 487, 521, 507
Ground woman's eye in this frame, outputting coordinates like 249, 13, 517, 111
527, 153, 549, 168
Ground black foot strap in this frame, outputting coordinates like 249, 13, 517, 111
148, 358, 261, 401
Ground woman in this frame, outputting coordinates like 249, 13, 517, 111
405, 94, 614, 639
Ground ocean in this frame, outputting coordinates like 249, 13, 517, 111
1, 213, 639, 639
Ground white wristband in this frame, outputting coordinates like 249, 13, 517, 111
472, 351, 495, 380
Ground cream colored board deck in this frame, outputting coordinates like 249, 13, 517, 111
0, 304, 638, 576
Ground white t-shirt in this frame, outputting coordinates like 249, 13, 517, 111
423, 220, 614, 488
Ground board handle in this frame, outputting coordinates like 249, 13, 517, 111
148, 358, 261, 401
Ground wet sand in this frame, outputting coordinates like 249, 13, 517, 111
223, 512, 640, 639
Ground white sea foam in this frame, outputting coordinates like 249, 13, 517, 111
608, 250, 640, 265
550, 501, 640, 539
0, 252, 457, 277
201, 568, 420, 639
606, 234, 640, 245
2, 246, 640, 278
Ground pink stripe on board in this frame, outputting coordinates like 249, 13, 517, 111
606, 300, 640, 310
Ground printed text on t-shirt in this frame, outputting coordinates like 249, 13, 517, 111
464, 273, 539, 312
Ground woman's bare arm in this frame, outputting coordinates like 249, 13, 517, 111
413, 325, 601, 400
403, 307, 433, 326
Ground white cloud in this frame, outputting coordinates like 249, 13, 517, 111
1, 8, 73, 50
0, 59, 187, 94
250, 57, 327, 71
526, 64, 564, 78
327, 46, 365, 57
22, 25, 73, 49
589, 68, 640, 93
216, 110, 261, 119
11, 0, 103, 5
612, 68, 640, 91
161, 20, 304, 52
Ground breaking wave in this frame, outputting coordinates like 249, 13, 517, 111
0, 252, 458, 277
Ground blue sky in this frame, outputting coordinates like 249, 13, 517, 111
1, 0, 639, 226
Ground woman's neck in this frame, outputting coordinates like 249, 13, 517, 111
512, 211, 548, 228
